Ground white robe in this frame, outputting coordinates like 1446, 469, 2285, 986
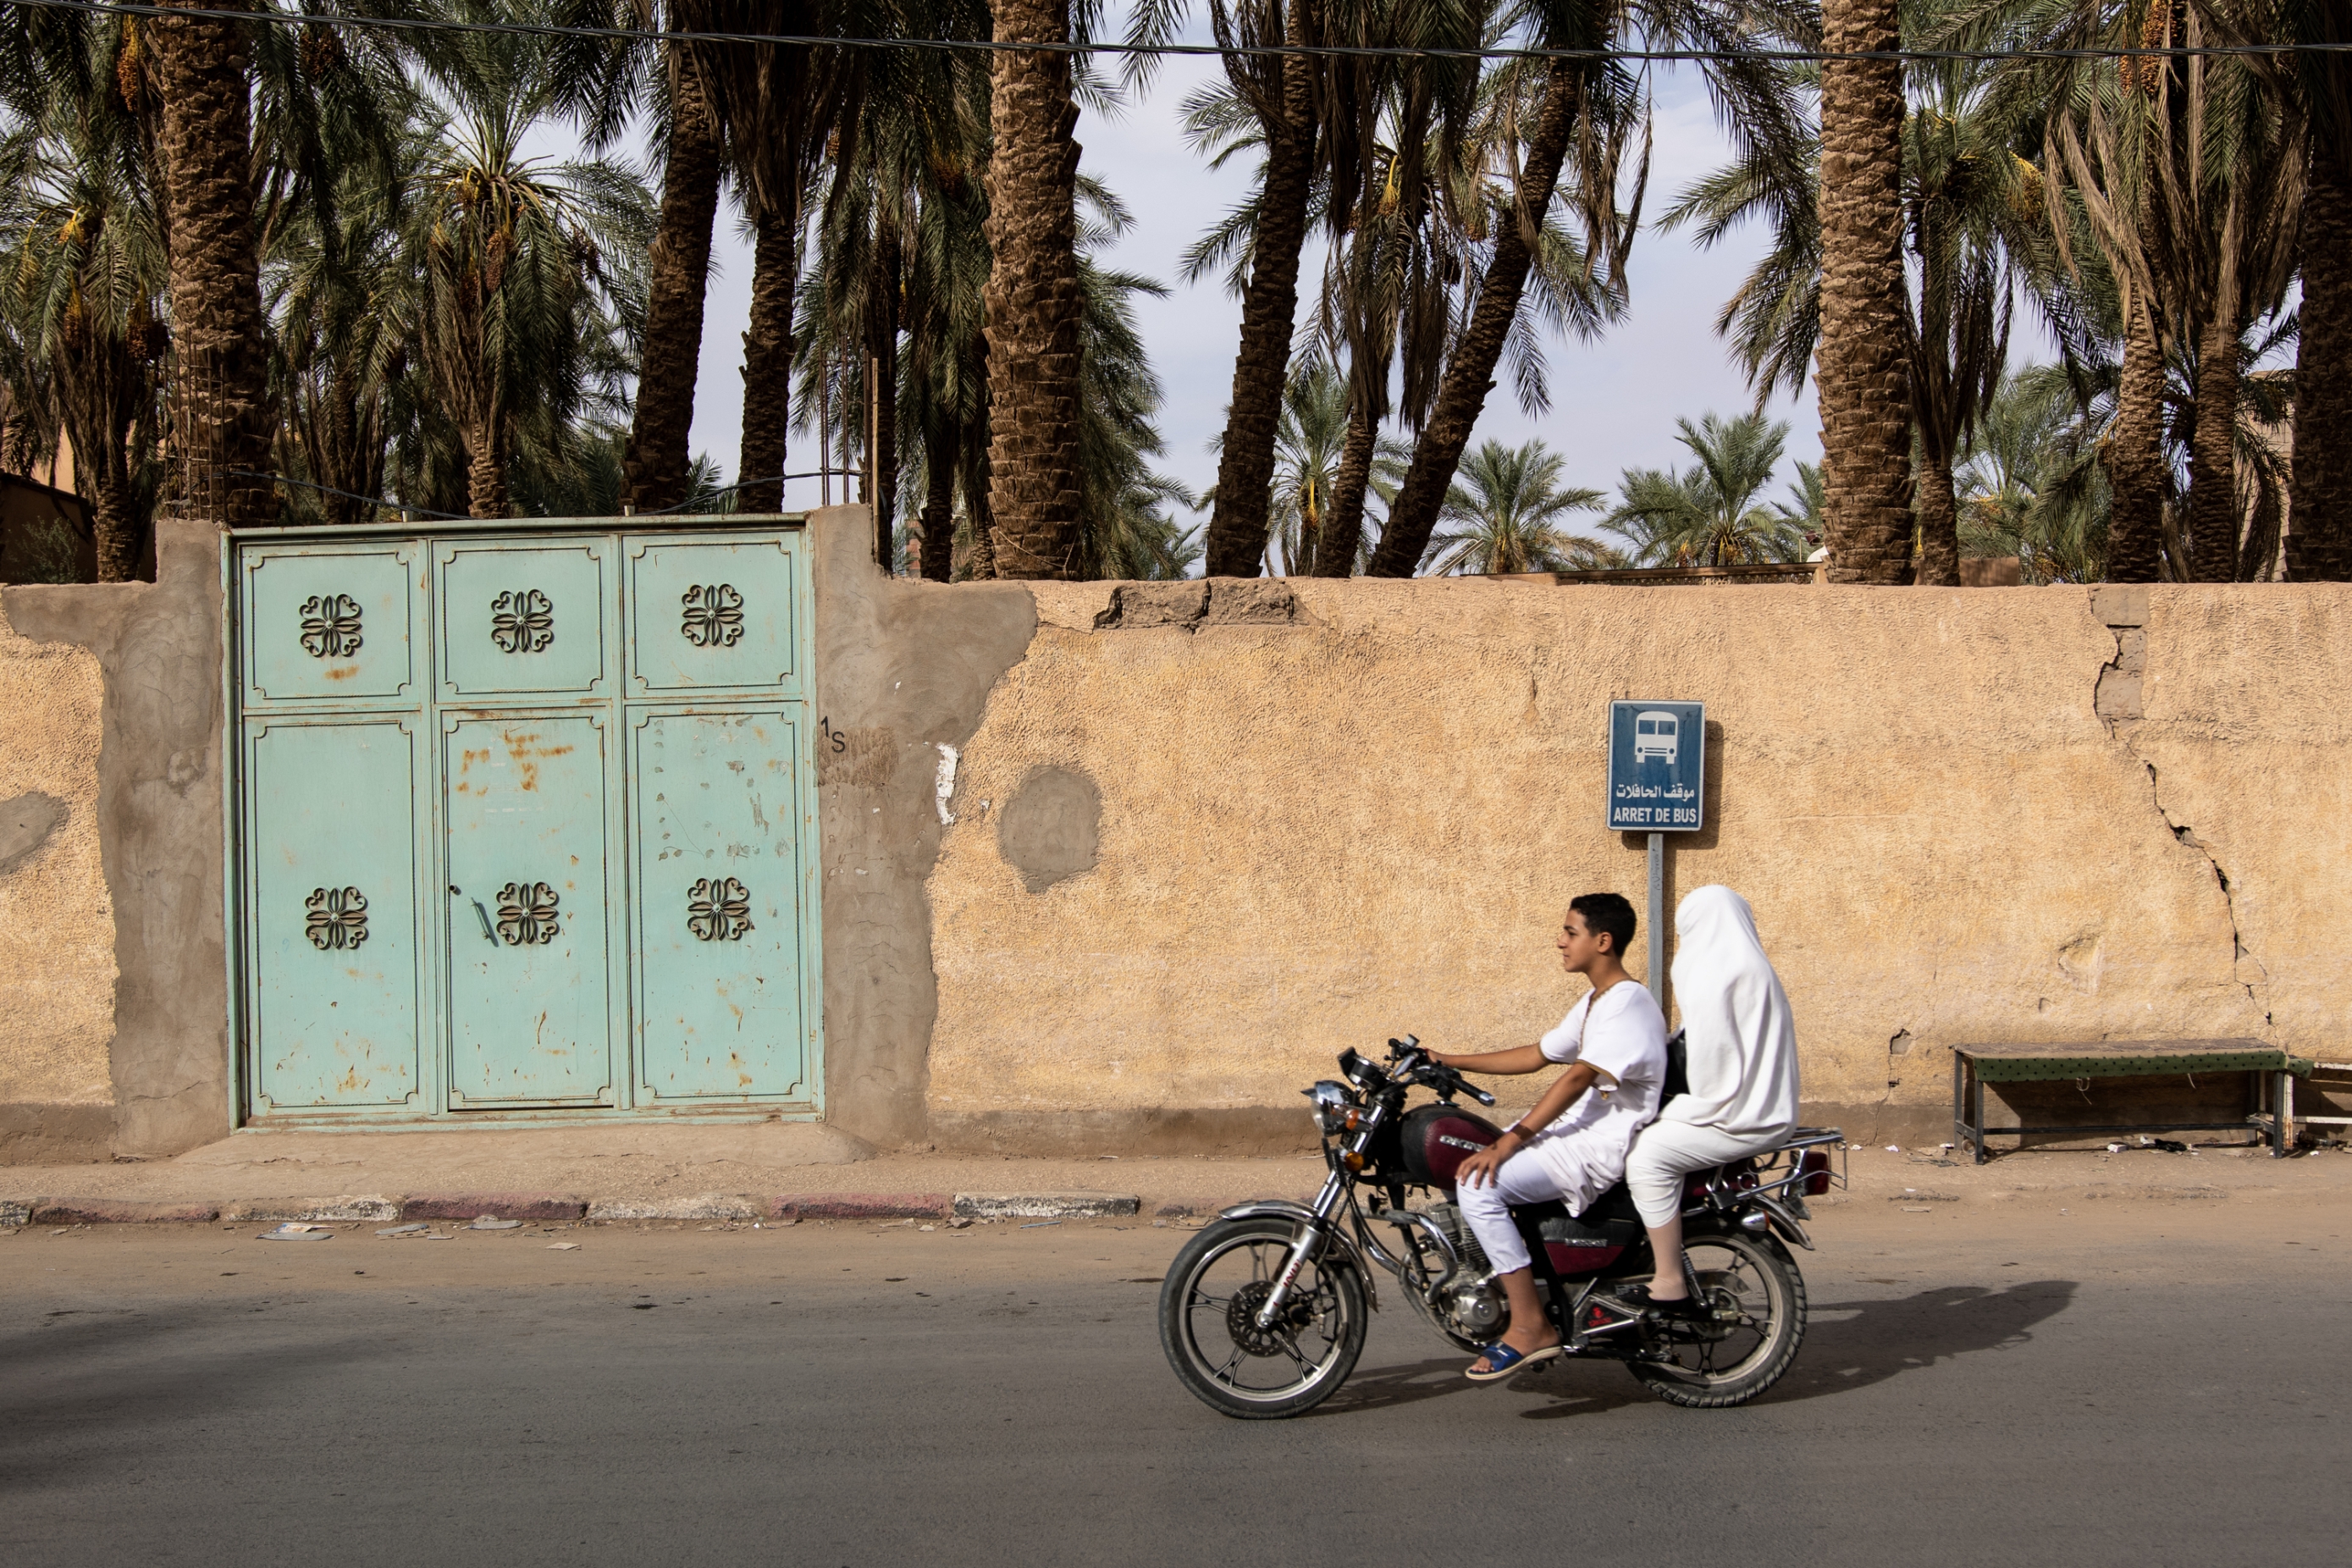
1658, 884, 1801, 1140
1626, 886, 1800, 1225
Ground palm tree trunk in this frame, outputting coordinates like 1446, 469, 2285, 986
626, 43, 722, 515
2106, 296, 2166, 582
152, 0, 273, 528
919, 417, 956, 581
1814, 0, 1913, 583
2188, 312, 2243, 582
323, 368, 364, 527
1203, 8, 1317, 578
467, 422, 508, 518
1916, 451, 1961, 586
91, 454, 142, 583
736, 199, 798, 514
963, 359, 997, 577
2289, 135, 2352, 579
1366, 60, 1582, 578
1313, 387, 1378, 577
983, 0, 1087, 579
871, 216, 903, 567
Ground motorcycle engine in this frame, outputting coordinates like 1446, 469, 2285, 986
1424, 1201, 1508, 1339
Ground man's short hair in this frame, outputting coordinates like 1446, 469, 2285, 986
1570, 892, 1637, 956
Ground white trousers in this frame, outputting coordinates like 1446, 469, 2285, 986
1455, 1135, 1614, 1277
1625, 1119, 1792, 1226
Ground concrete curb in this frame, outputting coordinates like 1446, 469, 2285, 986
586, 1194, 761, 1222
952, 1192, 1141, 1220
773, 1193, 951, 1221
400, 1193, 590, 1222
221, 1195, 401, 1223
28, 1199, 220, 1225
2, 1190, 1147, 1228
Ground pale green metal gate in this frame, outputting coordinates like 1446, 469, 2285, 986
227, 519, 821, 1124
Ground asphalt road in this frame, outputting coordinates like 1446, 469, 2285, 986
3, 1195, 2344, 1567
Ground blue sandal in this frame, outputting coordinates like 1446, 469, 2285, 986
1465, 1340, 1564, 1383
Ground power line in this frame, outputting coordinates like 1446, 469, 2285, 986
227, 468, 469, 519
19, 0, 2352, 67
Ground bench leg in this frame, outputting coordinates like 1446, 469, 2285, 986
1970, 1066, 1987, 1165
1952, 1053, 1965, 1158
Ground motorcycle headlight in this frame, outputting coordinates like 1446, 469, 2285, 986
1304, 1079, 1355, 1135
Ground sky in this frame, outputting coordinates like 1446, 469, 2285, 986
676, 40, 1825, 541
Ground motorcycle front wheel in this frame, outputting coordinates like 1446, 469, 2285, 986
1626, 1228, 1806, 1409
1158, 1217, 1367, 1420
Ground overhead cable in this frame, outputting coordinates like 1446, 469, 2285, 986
19, 0, 2352, 67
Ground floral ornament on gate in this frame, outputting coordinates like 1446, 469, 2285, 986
298, 594, 364, 659
489, 588, 555, 654
494, 881, 561, 945
304, 886, 369, 951
687, 876, 754, 941
680, 583, 745, 649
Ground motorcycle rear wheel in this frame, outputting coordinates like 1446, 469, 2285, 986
1159, 1217, 1367, 1420
1626, 1228, 1806, 1409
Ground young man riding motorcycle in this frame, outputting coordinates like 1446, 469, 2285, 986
1427, 892, 1667, 1382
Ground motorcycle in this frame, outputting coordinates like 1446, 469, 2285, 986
1157, 1034, 1842, 1419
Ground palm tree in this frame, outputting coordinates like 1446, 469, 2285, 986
151, 0, 273, 528
1901, 62, 2033, 587
985, 0, 1088, 577
400, 2, 655, 516
1601, 411, 1808, 566
266, 147, 408, 527
1427, 438, 1606, 574
1954, 364, 2110, 582
0, 36, 169, 577
2023, 0, 2301, 582
2287, 0, 2352, 578
1363, 0, 1807, 577
687, 0, 856, 514
560, 5, 724, 516
1071, 189, 1202, 579
1265, 359, 1350, 576
1771, 459, 1825, 537
1135, 0, 1328, 577
1814, 0, 1913, 582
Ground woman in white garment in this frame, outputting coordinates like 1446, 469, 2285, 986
1623, 885, 1801, 1317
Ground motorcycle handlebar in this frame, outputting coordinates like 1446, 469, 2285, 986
1384, 1038, 1499, 1107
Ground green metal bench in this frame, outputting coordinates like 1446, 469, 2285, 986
1952, 1040, 2315, 1163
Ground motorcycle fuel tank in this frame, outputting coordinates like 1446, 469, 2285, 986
1397, 1102, 1505, 1191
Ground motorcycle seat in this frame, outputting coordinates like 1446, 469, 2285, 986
1512, 1179, 1644, 1247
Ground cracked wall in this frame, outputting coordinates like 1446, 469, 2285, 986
2117, 586, 2352, 1063
926, 577, 2304, 1151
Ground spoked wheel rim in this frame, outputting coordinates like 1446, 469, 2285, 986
1175, 1234, 1352, 1406
1643, 1235, 1786, 1387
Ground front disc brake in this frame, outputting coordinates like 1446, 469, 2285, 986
1225, 1279, 1317, 1358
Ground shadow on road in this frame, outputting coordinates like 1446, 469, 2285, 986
1307, 1278, 2079, 1422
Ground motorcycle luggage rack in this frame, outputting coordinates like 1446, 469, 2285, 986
1740, 1128, 1847, 1206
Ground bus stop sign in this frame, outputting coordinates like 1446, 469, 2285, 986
1608, 700, 1704, 831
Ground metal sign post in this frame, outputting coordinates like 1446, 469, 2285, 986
1606, 700, 1706, 1006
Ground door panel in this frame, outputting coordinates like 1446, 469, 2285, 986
625, 536, 799, 697
242, 545, 417, 704
631, 710, 809, 1100
443, 714, 614, 1107
246, 718, 422, 1108
438, 540, 610, 700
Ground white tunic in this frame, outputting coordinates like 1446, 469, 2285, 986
1659, 885, 1801, 1140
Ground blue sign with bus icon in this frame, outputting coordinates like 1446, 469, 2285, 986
1608, 699, 1704, 831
